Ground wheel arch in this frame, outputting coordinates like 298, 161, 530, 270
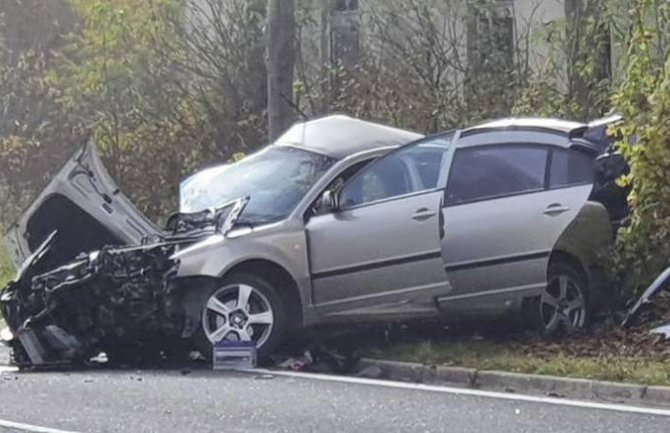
548, 249, 588, 283
223, 259, 304, 329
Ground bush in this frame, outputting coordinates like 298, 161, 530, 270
612, 1, 670, 299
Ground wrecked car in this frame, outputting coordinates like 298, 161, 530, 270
1, 114, 627, 366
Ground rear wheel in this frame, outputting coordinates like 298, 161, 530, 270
528, 261, 589, 336
195, 273, 288, 361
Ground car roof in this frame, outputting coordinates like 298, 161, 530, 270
274, 115, 424, 160
462, 117, 587, 137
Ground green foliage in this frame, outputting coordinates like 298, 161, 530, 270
0, 43, 82, 226
49, 0, 195, 218
612, 0, 670, 298
513, 2, 614, 119
42, 0, 268, 219
0, 241, 14, 289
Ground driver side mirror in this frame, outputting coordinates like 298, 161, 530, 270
319, 189, 339, 213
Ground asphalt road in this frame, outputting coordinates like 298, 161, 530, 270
0, 363, 669, 433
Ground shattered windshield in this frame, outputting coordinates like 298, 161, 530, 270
182, 146, 336, 224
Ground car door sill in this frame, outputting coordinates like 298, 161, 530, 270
436, 283, 544, 303
316, 281, 448, 309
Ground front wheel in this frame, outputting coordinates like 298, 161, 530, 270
527, 261, 589, 336
194, 273, 288, 361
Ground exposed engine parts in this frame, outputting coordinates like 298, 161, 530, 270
0, 198, 249, 367
1, 238, 186, 366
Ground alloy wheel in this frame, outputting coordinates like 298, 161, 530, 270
540, 273, 587, 334
202, 283, 275, 348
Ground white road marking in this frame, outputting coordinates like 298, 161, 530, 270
249, 368, 670, 418
0, 419, 79, 433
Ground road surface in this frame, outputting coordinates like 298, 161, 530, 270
0, 361, 669, 433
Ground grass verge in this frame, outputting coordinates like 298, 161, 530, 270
370, 339, 670, 386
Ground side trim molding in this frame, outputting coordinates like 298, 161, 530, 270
312, 250, 443, 280
444, 251, 550, 273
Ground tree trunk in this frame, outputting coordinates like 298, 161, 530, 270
266, 0, 296, 141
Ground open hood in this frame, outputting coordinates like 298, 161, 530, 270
4, 141, 159, 269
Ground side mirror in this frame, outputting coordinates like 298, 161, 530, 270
320, 190, 339, 213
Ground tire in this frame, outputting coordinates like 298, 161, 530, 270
193, 272, 288, 362
526, 261, 590, 337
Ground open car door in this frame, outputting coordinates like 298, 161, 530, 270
4, 141, 159, 268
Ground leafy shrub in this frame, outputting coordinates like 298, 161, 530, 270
612, 1, 670, 299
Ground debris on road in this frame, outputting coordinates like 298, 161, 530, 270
212, 340, 257, 370
277, 351, 314, 371
355, 365, 385, 379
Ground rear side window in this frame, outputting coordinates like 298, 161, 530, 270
549, 149, 595, 188
446, 145, 548, 205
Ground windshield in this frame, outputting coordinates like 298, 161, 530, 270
180, 146, 336, 224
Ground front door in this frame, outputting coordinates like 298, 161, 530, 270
306, 135, 453, 318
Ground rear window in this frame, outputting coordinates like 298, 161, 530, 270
446, 145, 548, 205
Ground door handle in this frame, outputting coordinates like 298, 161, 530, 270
411, 207, 437, 221
543, 203, 570, 216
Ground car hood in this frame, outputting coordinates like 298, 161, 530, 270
4, 140, 160, 270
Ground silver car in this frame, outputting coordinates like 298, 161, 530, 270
3, 115, 619, 362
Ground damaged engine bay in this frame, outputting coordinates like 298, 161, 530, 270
0, 199, 248, 367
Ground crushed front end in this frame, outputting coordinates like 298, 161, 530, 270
0, 198, 249, 367
1, 239, 186, 366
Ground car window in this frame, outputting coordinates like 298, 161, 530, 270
446, 145, 548, 205
309, 159, 375, 217
549, 148, 594, 188
340, 135, 452, 208
400, 146, 447, 189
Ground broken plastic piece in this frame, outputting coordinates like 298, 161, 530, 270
277, 351, 314, 371
17, 328, 46, 365
650, 324, 670, 339
622, 265, 670, 327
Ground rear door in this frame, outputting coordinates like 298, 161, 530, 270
439, 139, 592, 307
306, 135, 453, 318
5, 142, 159, 267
